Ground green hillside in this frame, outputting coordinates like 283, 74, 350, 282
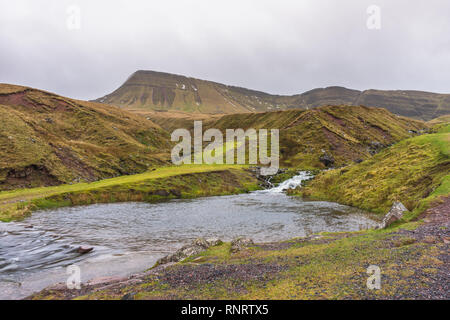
204, 105, 427, 168
295, 126, 450, 216
0, 84, 172, 190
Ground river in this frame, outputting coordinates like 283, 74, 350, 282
0, 172, 377, 299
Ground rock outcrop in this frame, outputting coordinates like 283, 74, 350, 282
231, 237, 254, 253
379, 201, 408, 229
319, 153, 335, 167
156, 238, 223, 266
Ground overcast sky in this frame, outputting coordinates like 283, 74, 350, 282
1, 0, 449, 100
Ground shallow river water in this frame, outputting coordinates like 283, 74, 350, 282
0, 173, 377, 299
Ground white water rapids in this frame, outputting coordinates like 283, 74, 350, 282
265, 171, 314, 193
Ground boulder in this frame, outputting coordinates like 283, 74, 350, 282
76, 246, 94, 254
154, 189, 170, 197
170, 189, 182, 197
192, 237, 210, 249
319, 154, 335, 167
156, 237, 222, 266
379, 202, 407, 228
206, 238, 223, 247
230, 237, 254, 253
368, 141, 385, 155
370, 141, 383, 149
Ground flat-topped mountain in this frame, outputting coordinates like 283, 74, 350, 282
95, 70, 450, 120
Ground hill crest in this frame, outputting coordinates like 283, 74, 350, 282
95, 70, 450, 121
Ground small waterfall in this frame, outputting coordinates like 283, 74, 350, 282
267, 171, 314, 193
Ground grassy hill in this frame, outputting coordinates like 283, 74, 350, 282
0, 164, 258, 221
0, 84, 172, 190
295, 126, 450, 216
0, 82, 431, 190
203, 106, 427, 168
96, 70, 450, 121
427, 114, 450, 133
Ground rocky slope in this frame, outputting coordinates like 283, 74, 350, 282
0, 84, 171, 190
96, 70, 450, 121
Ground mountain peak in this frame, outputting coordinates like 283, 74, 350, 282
95, 70, 450, 120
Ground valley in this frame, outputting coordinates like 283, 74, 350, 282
0, 81, 448, 300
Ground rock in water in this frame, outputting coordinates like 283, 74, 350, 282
379, 202, 408, 228
230, 238, 254, 253
76, 246, 94, 254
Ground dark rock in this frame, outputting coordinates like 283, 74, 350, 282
319, 154, 335, 167
368, 141, 385, 155
354, 159, 363, 164
154, 189, 169, 197
121, 292, 136, 300
370, 141, 383, 149
76, 246, 94, 254
249, 166, 274, 188
170, 189, 181, 197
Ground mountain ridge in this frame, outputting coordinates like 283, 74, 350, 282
95, 70, 450, 121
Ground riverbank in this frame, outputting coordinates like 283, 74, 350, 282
0, 165, 259, 222
28, 196, 449, 300
3, 188, 377, 299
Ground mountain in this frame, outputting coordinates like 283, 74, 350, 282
95, 70, 289, 114
0, 84, 171, 190
95, 70, 450, 121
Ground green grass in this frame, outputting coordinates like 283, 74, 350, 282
0, 164, 258, 221
295, 130, 450, 216
206, 105, 426, 169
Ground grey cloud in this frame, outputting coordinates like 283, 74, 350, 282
0, 0, 449, 100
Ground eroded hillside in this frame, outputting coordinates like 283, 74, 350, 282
0, 84, 171, 190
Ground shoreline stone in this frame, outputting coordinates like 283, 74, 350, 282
378, 201, 408, 229
231, 237, 254, 253
156, 238, 223, 266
